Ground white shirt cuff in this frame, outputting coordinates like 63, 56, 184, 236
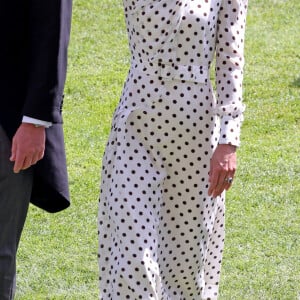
22, 116, 52, 128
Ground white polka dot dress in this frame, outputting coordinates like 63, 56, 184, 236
98, 0, 248, 299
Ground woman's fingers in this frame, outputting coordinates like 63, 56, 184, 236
209, 163, 228, 197
208, 144, 237, 197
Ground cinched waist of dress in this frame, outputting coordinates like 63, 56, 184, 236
132, 59, 210, 84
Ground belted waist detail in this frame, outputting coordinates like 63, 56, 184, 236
134, 60, 209, 84
160, 64, 208, 83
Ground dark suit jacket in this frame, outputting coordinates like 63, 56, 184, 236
0, 0, 72, 212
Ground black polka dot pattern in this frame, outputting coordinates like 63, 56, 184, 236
99, 0, 248, 299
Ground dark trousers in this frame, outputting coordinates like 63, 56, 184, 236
0, 126, 33, 300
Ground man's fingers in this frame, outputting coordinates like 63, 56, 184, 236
10, 139, 17, 162
12, 145, 42, 173
13, 151, 44, 173
10, 123, 46, 172
13, 154, 26, 173
31, 151, 44, 165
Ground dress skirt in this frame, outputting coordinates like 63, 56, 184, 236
99, 68, 225, 300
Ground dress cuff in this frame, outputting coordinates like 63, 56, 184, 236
218, 115, 242, 147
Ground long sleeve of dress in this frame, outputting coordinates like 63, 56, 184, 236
215, 0, 248, 146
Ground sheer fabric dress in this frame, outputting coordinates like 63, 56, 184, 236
98, 0, 248, 299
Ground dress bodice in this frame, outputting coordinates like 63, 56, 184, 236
123, 0, 248, 146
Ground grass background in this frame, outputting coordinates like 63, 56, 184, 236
16, 0, 299, 299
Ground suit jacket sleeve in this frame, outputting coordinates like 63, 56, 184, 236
215, 0, 248, 146
22, 0, 72, 123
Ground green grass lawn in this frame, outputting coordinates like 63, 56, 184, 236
16, 0, 299, 299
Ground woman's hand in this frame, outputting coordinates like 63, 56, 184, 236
208, 144, 237, 198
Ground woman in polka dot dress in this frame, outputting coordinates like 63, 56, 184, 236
98, 0, 248, 299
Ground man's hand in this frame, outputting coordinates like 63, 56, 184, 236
208, 144, 237, 198
10, 123, 46, 173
